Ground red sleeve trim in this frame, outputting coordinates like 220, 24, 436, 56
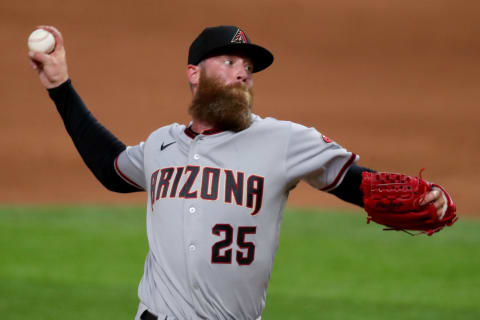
321, 153, 357, 191
114, 155, 144, 190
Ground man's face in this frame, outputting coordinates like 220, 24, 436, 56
200, 54, 254, 89
188, 54, 254, 132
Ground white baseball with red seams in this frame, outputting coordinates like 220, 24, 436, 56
28, 29, 55, 53
115, 114, 358, 319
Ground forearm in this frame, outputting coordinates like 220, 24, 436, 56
328, 164, 376, 207
48, 79, 141, 193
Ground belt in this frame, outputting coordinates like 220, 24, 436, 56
141, 309, 260, 320
141, 309, 167, 320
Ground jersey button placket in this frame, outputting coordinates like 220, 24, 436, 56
185, 135, 204, 309
192, 135, 201, 161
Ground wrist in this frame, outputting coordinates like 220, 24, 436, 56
46, 75, 69, 89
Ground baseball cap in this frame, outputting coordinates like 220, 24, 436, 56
188, 26, 274, 73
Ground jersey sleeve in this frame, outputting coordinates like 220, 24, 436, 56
285, 122, 358, 191
47, 79, 142, 193
115, 143, 147, 190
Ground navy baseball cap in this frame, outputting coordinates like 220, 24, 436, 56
188, 26, 274, 73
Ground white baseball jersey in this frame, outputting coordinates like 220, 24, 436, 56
116, 114, 358, 319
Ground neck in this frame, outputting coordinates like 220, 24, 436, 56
191, 119, 214, 133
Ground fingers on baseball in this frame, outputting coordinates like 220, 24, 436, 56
36, 25, 64, 51
29, 51, 49, 65
29, 58, 39, 70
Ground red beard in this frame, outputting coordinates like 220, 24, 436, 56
188, 71, 253, 132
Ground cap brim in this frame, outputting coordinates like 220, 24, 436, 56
206, 43, 274, 73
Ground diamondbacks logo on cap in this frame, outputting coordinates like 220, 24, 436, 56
231, 29, 248, 44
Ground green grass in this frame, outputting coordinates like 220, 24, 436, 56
0, 206, 478, 319
264, 209, 479, 319
0, 206, 146, 320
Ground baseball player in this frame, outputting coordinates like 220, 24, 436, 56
29, 25, 452, 320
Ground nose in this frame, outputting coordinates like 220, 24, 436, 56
235, 65, 249, 83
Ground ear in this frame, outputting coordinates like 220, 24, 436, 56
186, 64, 201, 87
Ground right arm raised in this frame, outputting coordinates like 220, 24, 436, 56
29, 26, 143, 193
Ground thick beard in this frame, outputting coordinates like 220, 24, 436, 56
188, 71, 253, 132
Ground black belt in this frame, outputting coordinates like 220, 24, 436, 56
141, 310, 163, 320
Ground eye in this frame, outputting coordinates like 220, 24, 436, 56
245, 65, 253, 73
224, 59, 233, 66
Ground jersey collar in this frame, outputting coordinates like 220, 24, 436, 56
183, 114, 260, 139
184, 126, 225, 139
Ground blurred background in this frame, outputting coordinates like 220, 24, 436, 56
1, 2, 479, 319
1, 0, 479, 215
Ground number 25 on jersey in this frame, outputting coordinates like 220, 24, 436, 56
211, 224, 256, 265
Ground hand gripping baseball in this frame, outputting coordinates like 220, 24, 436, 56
28, 26, 69, 89
361, 169, 458, 236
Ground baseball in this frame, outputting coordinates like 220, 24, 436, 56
28, 29, 55, 54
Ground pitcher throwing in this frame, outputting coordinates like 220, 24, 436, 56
29, 25, 456, 320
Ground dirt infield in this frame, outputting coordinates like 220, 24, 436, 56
1, 1, 479, 215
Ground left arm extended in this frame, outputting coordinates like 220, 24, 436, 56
329, 164, 448, 219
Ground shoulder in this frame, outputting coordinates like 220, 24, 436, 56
249, 114, 294, 132
250, 114, 322, 137
146, 123, 184, 142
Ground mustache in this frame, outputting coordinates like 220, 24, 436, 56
195, 77, 252, 104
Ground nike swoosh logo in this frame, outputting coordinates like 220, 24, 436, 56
160, 141, 176, 151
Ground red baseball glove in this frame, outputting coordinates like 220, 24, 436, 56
361, 169, 457, 236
